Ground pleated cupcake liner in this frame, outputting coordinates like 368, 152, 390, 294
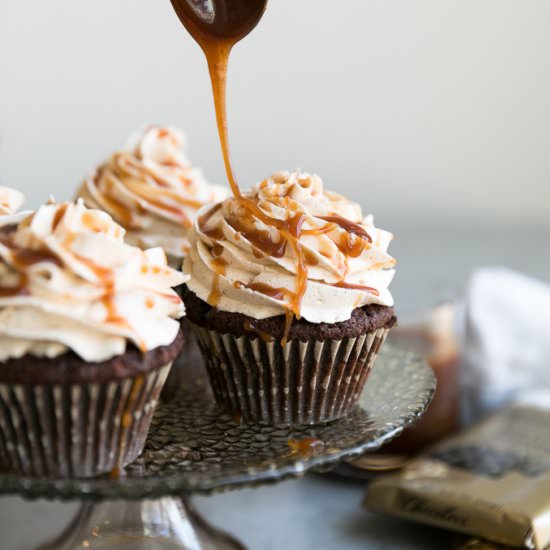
192, 325, 390, 426
0, 363, 171, 479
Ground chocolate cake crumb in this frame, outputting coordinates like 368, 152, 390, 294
0, 326, 185, 385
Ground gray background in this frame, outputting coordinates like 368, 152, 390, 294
1, 0, 550, 228
1, 1, 550, 548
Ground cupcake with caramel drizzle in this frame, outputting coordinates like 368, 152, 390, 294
182, 170, 397, 426
0, 197, 187, 478
77, 126, 227, 267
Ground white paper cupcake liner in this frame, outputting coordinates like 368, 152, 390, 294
0, 363, 171, 478
192, 326, 390, 425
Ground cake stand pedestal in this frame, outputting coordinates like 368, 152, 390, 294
39, 498, 244, 550
0, 346, 435, 550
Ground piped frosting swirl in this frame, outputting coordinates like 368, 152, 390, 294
77, 126, 227, 264
0, 199, 187, 362
0, 186, 31, 227
184, 171, 395, 325
0, 187, 24, 216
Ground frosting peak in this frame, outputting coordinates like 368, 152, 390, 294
77, 126, 227, 264
0, 200, 187, 362
184, 171, 396, 326
0, 186, 31, 227
0, 187, 25, 216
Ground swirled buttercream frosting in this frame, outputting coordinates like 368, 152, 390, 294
0, 187, 24, 216
184, 171, 396, 324
77, 126, 227, 264
0, 199, 187, 362
0, 186, 31, 226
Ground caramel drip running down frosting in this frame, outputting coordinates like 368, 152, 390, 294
0, 199, 187, 362
184, 171, 396, 339
77, 126, 227, 264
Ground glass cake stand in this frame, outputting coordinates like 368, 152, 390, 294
0, 346, 435, 549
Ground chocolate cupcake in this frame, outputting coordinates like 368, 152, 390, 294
76, 126, 227, 395
0, 198, 187, 478
183, 171, 397, 425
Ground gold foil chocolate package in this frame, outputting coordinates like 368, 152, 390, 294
365, 405, 550, 549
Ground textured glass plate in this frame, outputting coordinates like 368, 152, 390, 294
0, 345, 435, 500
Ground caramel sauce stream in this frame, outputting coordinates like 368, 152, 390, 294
170, 0, 267, 197
171, 1, 377, 344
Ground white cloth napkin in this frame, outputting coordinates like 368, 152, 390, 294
459, 267, 550, 425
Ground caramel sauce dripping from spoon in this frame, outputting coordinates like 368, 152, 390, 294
170, 0, 278, 322
170, 1, 377, 344
169, 0, 268, 198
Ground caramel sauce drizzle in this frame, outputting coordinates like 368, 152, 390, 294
335, 281, 380, 296
71, 250, 132, 330
320, 215, 372, 258
199, 197, 377, 340
52, 203, 69, 231
109, 466, 123, 479
245, 282, 288, 301
207, 241, 228, 308
227, 216, 287, 258
0, 275, 29, 298
54, 208, 137, 340
287, 437, 325, 458
98, 152, 206, 228
171, 0, 378, 343
243, 319, 275, 343
301, 224, 336, 236
319, 215, 373, 242
129, 161, 204, 206
0, 232, 61, 297
11, 248, 62, 269
228, 202, 309, 336
145, 187, 205, 211
93, 168, 135, 228
122, 375, 144, 428
170, 0, 271, 317
208, 274, 222, 307
73, 249, 151, 351
198, 204, 223, 240
169, 0, 308, 340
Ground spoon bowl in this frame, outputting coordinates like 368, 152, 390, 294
170, 0, 268, 43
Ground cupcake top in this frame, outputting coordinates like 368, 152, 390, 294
77, 126, 227, 265
184, 170, 396, 325
0, 199, 187, 362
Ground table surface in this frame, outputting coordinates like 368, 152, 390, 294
1, 222, 549, 549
